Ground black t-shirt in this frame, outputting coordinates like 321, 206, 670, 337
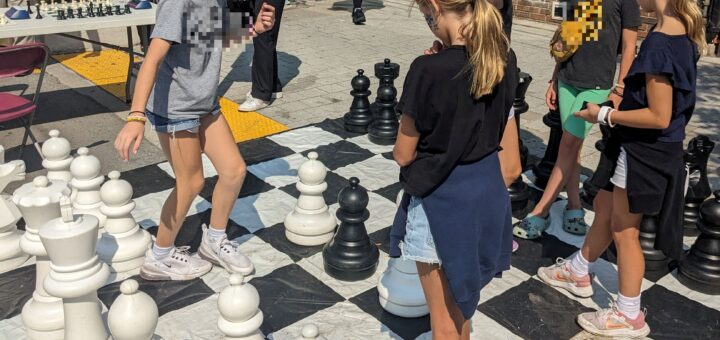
501, 0, 513, 39
557, 0, 640, 89
396, 46, 519, 197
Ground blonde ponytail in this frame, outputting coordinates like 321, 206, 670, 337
463, 0, 509, 99
672, 0, 708, 54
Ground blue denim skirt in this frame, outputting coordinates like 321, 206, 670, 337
400, 196, 441, 264
146, 110, 219, 134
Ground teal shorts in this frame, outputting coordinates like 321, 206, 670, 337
557, 80, 611, 139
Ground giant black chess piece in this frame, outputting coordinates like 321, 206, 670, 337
679, 191, 720, 294
368, 78, 399, 145
344, 69, 373, 133
683, 135, 715, 230
509, 70, 532, 215
580, 125, 611, 210
532, 108, 563, 188
374, 58, 400, 106
638, 215, 669, 271
323, 177, 379, 281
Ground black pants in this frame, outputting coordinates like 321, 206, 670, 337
251, 0, 285, 101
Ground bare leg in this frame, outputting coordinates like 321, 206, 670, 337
417, 262, 471, 340
565, 153, 583, 211
531, 131, 584, 217
581, 189, 614, 262
611, 187, 644, 296
155, 132, 204, 247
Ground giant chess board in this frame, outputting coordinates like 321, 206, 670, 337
0, 118, 718, 339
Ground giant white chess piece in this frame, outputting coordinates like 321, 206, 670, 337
107, 279, 158, 340
218, 274, 264, 340
41, 130, 73, 183
97, 171, 151, 273
0, 145, 30, 273
284, 152, 337, 246
13, 176, 69, 340
70, 147, 106, 235
40, 197, 110, 340
376, 189, 428, 318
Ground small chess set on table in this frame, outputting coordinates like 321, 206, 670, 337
0, 0, 150, 24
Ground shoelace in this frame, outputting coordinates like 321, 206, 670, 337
170, 246, 192, 263
219, 236, 241, 253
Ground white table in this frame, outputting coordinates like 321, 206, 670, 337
0, 2, 156, 102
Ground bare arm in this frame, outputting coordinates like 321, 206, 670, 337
129, 38, 173, 114
616, 28, 638, 87
393, 114, 420, 167
498, 117, 522, 187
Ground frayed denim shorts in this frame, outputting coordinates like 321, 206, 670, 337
400, 196, 441, 265
146, 110, 219, 134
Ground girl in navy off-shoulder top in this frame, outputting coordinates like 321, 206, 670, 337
535, 0, 707, 338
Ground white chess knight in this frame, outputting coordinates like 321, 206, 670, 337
70, 147, 106, 235
298, 324, 325, 340
40, 196, 111, 340
97, 171, 151, 273
107, 279, 158, 340
0, 145, 30, 273
13, 176, 70, 340
218, 274, 264, 340
284, 152, 337, 246
376, 189, 428, 318
41, 130, 73, 183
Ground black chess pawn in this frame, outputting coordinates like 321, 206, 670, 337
368, 78, 399, 145
638, 215, 669, 271
57, 9, 66, 20
27, 1, 33, 14
322, 177, 379, 281
88, 5, 96, 17
124, 4, 131, 14
532, 108, 563, 189
106, 6, 113, 15
343, 69, 373, 133
35, 4, 43, 19
97, 7, 105, 17
683, 135, 715, 230
77, 8, 84, 18
580, 125, 611, 210
679, 191, 720, 294
66, 8, 74, 18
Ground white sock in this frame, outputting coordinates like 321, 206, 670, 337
207, 226, 226, 243
568, 251, 590, 277
152, 243, 172, 260
616, 293, 641, 319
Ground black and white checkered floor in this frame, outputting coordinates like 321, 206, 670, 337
0, 118, 718, 339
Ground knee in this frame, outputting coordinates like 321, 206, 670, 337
560, 132, 583, 151
220, 162, 247, 188
177, 175, 205, 197
610, 214, 639, 241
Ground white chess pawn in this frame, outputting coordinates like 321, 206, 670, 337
107, 279, 158, 340
0, 145, 30, 273
71, 0, 77, 10
40, 196, 110, 340
70, 147, 106, 235
284, 152, 337, 246
0, 15, 7, 26
298, 324, 325, 340
41, 1, 48, 12
97, 171, 151, 273
41, 130, 73, 183
51, 0, 57, 12
218, 274, 264, 340
13, 176, 69, 340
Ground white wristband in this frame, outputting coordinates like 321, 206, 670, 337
607, 108, 616, 128
597, 106, 612, 126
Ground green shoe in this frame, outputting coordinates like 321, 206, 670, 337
513, 214, 549, 240
563, 209, 589, 235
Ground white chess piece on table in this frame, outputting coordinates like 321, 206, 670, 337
376, 189, 428, 318
40, 196, 110, 340
298, 324, 325, 340
97, 171, 151, 273
218, 274, 264, 340
42, 130, 73, 183
107, 279, 158, 340
70, 147, 106, 236
284, 152, 337, 246
13, 176, 69, 340
0, 145, 30, 273
41, 1, 48, 12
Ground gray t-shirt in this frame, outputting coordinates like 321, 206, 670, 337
147, 0, 227, 119
557, 0, 640, 90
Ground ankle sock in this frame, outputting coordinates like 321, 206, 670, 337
152, 243, 172, 260
617, 293, 641, 319
207, 226, 226, 243
568, 251, 590, 277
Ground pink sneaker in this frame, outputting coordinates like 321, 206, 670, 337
512, 240, 519, 253
577, 302, 651, 338
537, 258, 593, 298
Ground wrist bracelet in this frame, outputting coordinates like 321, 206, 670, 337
597, 106, 612, 126
612, 88, 624, 97
614, 83, 625, 89
127, 116, 147, 124
128, 110, 146, 117
607, 108, 616, 128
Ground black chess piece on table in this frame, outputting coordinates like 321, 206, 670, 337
67, 7, 74, 18
532, 108, 562, 189
580, 125, 611, 210
679, 191, 720, 294
683, 136, 715, 230
27, 1, 33, 14
35, 4, 43, 19
106, 6, 113, 15
124, 5, 131, 14
368, 78, 399, 145
97, 7, 105, 17
77, 8, 84, 18
57, 9, 66, 20
343, 69, 373, 133
88, 5, 96, 17
322, 177, 379, 281
114, 5, 121, 15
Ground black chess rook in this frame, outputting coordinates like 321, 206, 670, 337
343, 69, 373, 133
679, 190, 720, 294
683, 136, 715, 230
368, 78, 399, 145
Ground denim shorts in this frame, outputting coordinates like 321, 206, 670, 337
400, 196, 441, 264
146, 110, 218, 134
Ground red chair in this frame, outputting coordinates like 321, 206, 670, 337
0, 42, 50, 157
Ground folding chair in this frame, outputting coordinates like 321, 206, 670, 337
0, 42, 50, 158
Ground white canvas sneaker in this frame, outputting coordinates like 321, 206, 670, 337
198, 225, 254, 275
246, 91, 282, 100
238, 95, 270, 111
139, 246, 212, 281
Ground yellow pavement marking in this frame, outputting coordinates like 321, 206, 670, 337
52, 50, 287, 142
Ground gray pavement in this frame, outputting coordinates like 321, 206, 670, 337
1, 1, 718, 193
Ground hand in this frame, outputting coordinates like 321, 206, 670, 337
114, 121, 145, 161
713, 34, 719, 45
424, 40, 444, 55
573, 102, 600, 124
608, 91, 622, 109
546, 80, 557, 110
253, 3, 275, 35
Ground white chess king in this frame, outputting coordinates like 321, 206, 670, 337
0, 145, 30, 273
107, 279, 158, 340
284, 152, 337, 246
218, 274, 264, 340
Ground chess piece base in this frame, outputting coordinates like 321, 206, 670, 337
323, 247, 379, 282
0, 230, 29, 274
217, 310, 264, 340
284, 210, 336, 246
21, 291, 64, 340
62, 295, 109, 340
508, 178, 530, 215
377, 258, 428, 318
97, 228, 151, 273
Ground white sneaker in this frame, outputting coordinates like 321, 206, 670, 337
245, 91, 282, 100
238, 95, 270, 112
198, 225, 254, 275
139, 246, 212, 281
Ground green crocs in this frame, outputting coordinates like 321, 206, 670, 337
513, 214, 550, 240
563, 209, 589, 235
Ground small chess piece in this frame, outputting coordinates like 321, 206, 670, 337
114, 5, 121, 15
97, 6, 104, 17
88, 3, 95, 17
107, 279, 158, 340
124, 4, 131, 14
66, 7, 74, 18
51, 0, 57, 12
56, 9, 66, 20
77, 8, 83, 18
298, 324, 325, 340
35, 4, 43, 19
70, 147, 106, 234
27, 1, 33, 14
71, 0, 77, 10
217, 274, 264, 340
679, 191, 720, 294
42, 1, 48, 12
0, 145, 30, 274
343, 69, 373, 133
0, 15, 6, 25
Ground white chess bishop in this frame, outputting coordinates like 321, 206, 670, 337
298, 324, 325, 340
96, 171, 151, 273
70, 147, 106, 235
218, 274, 264, 340
376, 189, 428, 318
0, 145, 30, 273
107, 279, 158, 340
13, 176, 70, 340
41, 130, 73, 183
40, 197, 111, 340
284, 152, 337, 246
